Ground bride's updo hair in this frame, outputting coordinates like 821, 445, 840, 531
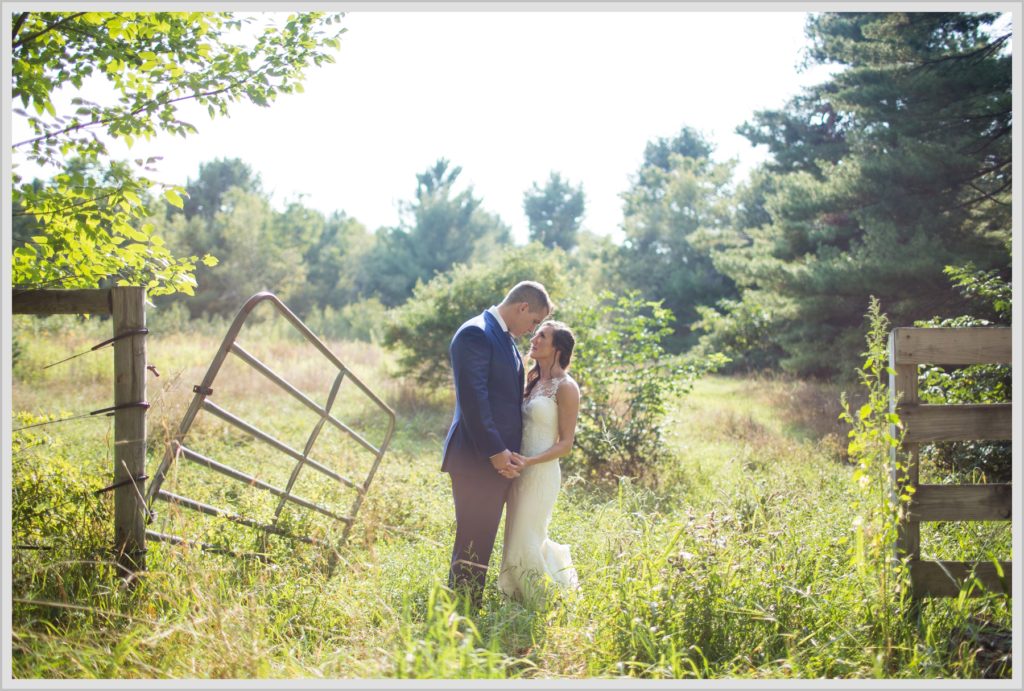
525, 320, 576, 398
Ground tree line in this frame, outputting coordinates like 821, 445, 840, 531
11, 11, 1012, 379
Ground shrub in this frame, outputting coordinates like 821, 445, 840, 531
689, 291, 786, 373
146, 299, 193, 334
564, 291, 727, 479
13, 332, 23, 369
11, 418, 110, 554
382, 243, 568, 386
305, 297, 388, 343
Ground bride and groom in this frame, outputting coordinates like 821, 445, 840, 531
441, 281, 580, 608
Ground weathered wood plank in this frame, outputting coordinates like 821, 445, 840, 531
910, 560, 1012, 598
12, 288, 112, 315
899, 403, 1012, 442
909, 484, 1012, 522
891, 327, 1011, 365
888, 344, 921, 561
111, 287, 147, 573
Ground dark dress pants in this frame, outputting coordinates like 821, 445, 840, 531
448, 469, 512, 607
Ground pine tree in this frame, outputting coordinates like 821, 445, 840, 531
712, 12, 1011, 376
615, 127, 739, 351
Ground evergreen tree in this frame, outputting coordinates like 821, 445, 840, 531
710, 12, 1011, 376
615, 126, 739, 351
523, 172, 585, 251
357, 159, 511, 306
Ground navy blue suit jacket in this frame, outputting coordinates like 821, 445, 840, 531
442, 310, 525, 478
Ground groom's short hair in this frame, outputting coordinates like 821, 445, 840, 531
503, 281, 553, 314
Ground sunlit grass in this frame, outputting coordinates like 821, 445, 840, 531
9, 324, 1013, 679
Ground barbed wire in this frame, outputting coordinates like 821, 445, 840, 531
41, 328, 149, 370
12, 402, 150, 432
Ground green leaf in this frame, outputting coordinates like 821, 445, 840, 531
164, 189, 184, 208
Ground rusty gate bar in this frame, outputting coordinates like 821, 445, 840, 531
155, 490, 321, 545
272, 371, 347, 524
199, 399, 362, 491
229, 343, 380, 455
145, 292, 395, 563
171, 443, 350, 522
145, 530, 263, 560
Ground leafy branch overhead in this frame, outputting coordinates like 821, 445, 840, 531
11, 11, 346, 295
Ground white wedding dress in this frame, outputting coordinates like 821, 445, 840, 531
497, 376, 580, 603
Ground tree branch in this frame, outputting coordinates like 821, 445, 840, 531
954, 159, 1011, 187
13, 70, 266, 150
11, 12, 28, 42
956, 178, 1012, 210
12, 12, 88, 50
914, 33, 1010, 70
13, 189, 121, 218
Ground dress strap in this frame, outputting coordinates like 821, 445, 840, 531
532, 375, 567, 399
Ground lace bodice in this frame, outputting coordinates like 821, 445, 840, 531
525, 375, 567, 403
521, 376, 567, 457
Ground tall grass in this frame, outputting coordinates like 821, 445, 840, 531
9, 316, 1012, 679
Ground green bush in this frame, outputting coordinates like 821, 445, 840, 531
565, 291, 727, 479
305, 297, 388, 343
382, 243, 568, 385
11, 417, 110, 554
146, 299, 193, 334
689, 291, 786, 373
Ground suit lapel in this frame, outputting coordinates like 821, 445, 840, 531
485, 311, 521, 383
516, 346, 525, 400
508, 336, 524, 399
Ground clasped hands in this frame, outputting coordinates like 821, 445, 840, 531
490, 449, 530, 479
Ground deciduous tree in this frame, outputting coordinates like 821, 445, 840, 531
11, 11, 345, 295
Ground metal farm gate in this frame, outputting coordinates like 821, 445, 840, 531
144, 292, 395, 568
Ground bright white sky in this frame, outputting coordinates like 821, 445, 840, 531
14, 10, 840, 244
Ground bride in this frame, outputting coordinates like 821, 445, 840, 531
497, 320, 581, 604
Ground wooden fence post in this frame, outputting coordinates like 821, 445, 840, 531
888, 331, 920, 565
111, 287, 147, 574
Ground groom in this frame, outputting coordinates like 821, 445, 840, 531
442, 280, 552, 607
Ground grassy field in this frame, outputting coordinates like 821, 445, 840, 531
8, 314, 1013, 679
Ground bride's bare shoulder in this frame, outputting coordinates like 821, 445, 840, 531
556, 375, 580, 399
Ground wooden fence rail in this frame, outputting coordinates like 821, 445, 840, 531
888, 327, 1012, 599
13, 287, 148, 574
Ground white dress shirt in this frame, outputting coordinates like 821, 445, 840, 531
487, 305, 509, 333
